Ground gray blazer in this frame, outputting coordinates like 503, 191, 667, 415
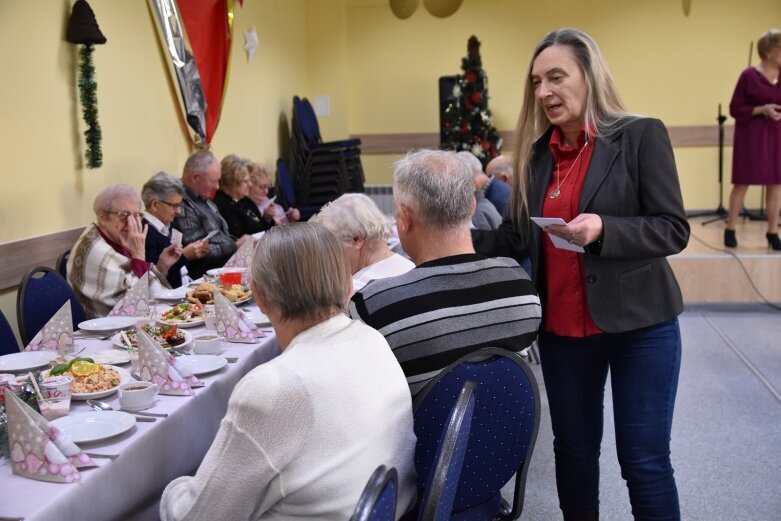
474, 117, 690, 333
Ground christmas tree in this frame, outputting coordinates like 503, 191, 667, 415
441, 35, 503, 167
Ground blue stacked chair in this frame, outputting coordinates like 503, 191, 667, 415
16, 267, 86, 345
412, 348, 541, 520
351, 465, 399, 521
276, 159, 328, 221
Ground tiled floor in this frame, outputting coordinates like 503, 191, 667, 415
507, 306, 781, 520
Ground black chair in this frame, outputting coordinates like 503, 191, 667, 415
16, 267, 86, 346
56, 249, 71, 279
0, 309, 20, 356
412, 348, 541, 520
351, 465, 399, 521
417, 381, 476, 521
276, 159, 327, 221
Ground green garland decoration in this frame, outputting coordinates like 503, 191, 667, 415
79, 43, 102, 169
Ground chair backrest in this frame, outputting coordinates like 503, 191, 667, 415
417, 381, 476, 521
351, 465, 399, 521
276, 158, 297, 208
56, 249, 71, 279
0, 308, 20, 356
16, 267, 86, 346
412, 347, 540, 520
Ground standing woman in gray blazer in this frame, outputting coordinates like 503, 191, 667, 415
504, 28, 689, 521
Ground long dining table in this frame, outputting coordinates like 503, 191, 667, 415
0, 305, 280, 521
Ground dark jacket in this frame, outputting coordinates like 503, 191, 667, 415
474, 117, 690, 333
143, 219, 185, 288
213, 190, 273, 238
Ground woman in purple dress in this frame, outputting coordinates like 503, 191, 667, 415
726, 28, 781, 250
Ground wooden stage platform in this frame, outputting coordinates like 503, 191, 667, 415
669, 215, 781, 303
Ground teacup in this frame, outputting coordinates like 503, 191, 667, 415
193, 334, 221, 355
118, 381, 159, 411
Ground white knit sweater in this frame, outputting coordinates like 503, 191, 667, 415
160, 314, 417, 521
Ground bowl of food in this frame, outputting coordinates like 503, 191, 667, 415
47, 358, 132, 400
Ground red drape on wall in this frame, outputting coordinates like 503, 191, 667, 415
179, 0, 230, 143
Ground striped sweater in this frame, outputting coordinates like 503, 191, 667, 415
349, 253, 541, 396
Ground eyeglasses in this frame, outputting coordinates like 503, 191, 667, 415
157, 200, 183, 210
105, 211, 144, 221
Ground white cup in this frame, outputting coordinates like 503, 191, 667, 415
193, 334, 221, 355
118, 381, 159, 411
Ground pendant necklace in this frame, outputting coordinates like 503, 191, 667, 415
550, 140, 589, 199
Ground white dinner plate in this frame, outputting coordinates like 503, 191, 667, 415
156, 287, 189, 302
175, 355, 228, 376
111, 329, 193, 351
46, 365, 134, 400
52, 411, 136, 444
242, 308, 271, 327
158, 316, 205, 329
78, 316, 138, 334
90, 349, 131, 365
0, 351, 58, 372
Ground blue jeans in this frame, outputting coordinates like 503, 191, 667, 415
539, 319, 681, 521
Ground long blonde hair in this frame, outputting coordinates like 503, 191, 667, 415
511, 28, 634, 226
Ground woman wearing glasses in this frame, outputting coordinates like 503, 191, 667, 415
67, 184, 182, 317
142, 172, 209, 287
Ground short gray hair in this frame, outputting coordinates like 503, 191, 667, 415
456, 151, 483, 177
251, 222, 351, 322
141, 172, 184, 208
183, 150, 217, 176
92, 184, 141, 215
393, 149, 474, 229
311, 193, 390, 244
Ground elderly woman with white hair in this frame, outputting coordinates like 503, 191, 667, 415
311, 193, 414, 292
67, 184, 181, 317
161, 222, 417, 521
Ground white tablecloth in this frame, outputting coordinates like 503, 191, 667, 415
0, 313, 280, 521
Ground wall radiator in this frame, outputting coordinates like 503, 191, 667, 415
363, 185, 395, 216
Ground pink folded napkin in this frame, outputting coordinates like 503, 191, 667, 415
213, 291, 263, 343
135, 328, 200, 395
24, 301, 73, 358
109, 272, 151, 317
223, 238, 255, 268
6, 392, 96, 483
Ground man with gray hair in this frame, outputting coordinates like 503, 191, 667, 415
457, 151, 503, 228
173, 150, 252, 278
349, 149, 541, 396
142, 172, 209, 287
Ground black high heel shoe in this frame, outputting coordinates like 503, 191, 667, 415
724, 229, 737, 248
767, 233, 781, 251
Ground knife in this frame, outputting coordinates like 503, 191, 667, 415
122, 409, 168, 418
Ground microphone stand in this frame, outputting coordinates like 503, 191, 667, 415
693, 104, 729, 224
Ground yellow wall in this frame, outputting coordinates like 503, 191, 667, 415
344, 0, 781, 205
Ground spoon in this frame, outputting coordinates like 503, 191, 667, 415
86, 400, 156, 422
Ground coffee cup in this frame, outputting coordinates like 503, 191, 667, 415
118, 381, 159, 411
193, 334, 221, 355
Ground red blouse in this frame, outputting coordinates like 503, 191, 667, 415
542, 127, 602, 338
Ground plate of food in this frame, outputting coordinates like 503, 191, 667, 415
46, 359, 133, 400
187, 281, 252, 306
111, 324, 193, 351
52, 411, 136, 444
159, 302, 205, 328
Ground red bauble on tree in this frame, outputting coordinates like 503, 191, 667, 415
465, 71, 478, 84
470, 91, 482, 104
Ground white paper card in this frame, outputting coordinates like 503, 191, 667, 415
530, 217, 586, 253
170, 229, 183, 247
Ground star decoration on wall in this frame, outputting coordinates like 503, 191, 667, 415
244, 27, 258, 62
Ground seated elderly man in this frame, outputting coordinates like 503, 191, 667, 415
484, 154, 513, 218
173, 150, 252, 279
161, 223, 416, 521
350, 149, 541, 396
311, 193, 414, 292
68, 184, 180, 318
457, 151, 503, 229
142, 172, 209, 288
